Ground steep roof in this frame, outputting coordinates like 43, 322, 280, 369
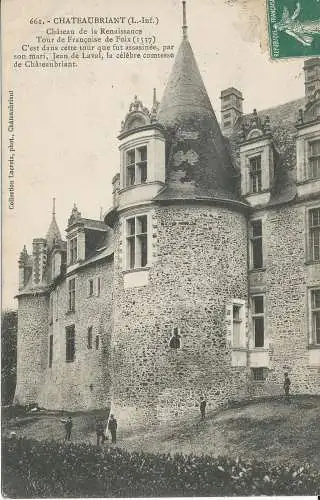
46, 214, 62, 249
155, 15, 241, 203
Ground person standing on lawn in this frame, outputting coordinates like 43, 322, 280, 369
60, 415, 73, 441
284, 372, 291, 401
108, 414, 117, 444
95, 418, 106, 446
200, 396, 207, 420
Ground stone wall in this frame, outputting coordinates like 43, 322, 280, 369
248, 201, 320, 397
111, 204, 249, 430
14, 294, 49, 405
37, 258, 113, 410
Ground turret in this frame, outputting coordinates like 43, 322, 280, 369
18, 245, 32, 290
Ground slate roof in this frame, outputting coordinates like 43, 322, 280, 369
156, 35, 241, 203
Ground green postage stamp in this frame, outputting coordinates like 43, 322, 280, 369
267, 0, 320, 58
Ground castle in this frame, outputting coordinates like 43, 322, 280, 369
14, 3, 320, 430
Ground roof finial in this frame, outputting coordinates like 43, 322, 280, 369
52, 197, 56, 216
153, 87, 157, 105
182, 1, 188, 40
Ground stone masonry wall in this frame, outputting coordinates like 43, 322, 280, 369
14, 294, 49, 405
37, 258, 114, 411
111, 204, 249, 430
248, 202, 320, 397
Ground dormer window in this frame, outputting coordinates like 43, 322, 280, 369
249, 156, 262, 193
69, 237, 77, 264
308, 139, 320, 179
125, 146, 148, 187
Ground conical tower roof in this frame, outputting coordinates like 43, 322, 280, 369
46, 198, 62, 248
156, 2, 240, 202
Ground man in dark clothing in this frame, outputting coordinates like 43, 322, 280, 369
95, 419, 106, 446
169, 328, 181, 349
61, 416, 73, 441
108, 414, 117, 444
284, 372, 291, 401
200, 397, 207, 420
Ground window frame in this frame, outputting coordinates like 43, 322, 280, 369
68, 278, 76, 312
308, 207, 320, 262
249, 155, 262, 193
251, 367, 267, 381
124, 213, 149, 271
88, 279, 94, 297
69, 237, 78, 265
87, 326, 93, 349
308, 139, 320, 180
251, 294, 265, 349
309, 288, 320, 346
249, 219, 263, 270
125, 145, 148, 187
231, 300, 246, 348
65, 325, 75, 363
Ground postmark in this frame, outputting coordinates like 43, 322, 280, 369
267, 0, 320, 58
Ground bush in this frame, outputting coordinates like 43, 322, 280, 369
2, 437, 319, 497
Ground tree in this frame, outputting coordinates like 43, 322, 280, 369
1, 309, 18, 405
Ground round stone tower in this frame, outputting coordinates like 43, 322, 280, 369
107, 2, 249, 431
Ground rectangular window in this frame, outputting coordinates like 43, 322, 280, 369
97, 277, 101, 296
252, 295, 265, 348
55, 289, 59, 320
89, 279, 94, 296
126, 149, 136, 186
249, 156, 262, 193
68, 278, 76, 312
125, 146, 148, 187
126, 214, 148, 269
252, 367, 266, 381
49, 335, 53, 368
308, 140, 320, 179
49, 294, 53, 324
232, 304, 243, 347
309, 208, 320, 261
311, 289, 320, 345
87, 326, 93, 349
69, 237, 78, 264
66, 325, 75, 362
250, 220, 263, 269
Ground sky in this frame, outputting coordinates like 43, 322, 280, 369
2, 0, 306, 309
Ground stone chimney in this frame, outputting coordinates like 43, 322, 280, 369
304, 58, 320, 101
220, 87, 244, 136
32, 238, 47, 285
18, 245, 32, 290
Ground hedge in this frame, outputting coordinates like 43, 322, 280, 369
2, 437, 319, 497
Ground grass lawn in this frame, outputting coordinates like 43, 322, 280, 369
2, 395, 320, 466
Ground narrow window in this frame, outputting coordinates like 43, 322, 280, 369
232, 304, 242, 347
311, 289, 320, 345
169, 327, 181, 349
126, 149, 136, 186
97, 277, 101, 296
249, 156, 262, 193
55, 289, 59, 321
137, 146, 147, 183
126, 215, 148, 269
95, 335, 100, 350
69, 237, 78, 264
87, 326, 93, 349
88, 279, 94, 296
250, 220, 263, 269
309, 208, 320, 261
49, 294, 53, 324
66, 325, 75, 362
49, 335, 53, 368
252, 367, 265, 381
252, 295, 264, 348
68, 278, 76, 312
309, 140, 320, 179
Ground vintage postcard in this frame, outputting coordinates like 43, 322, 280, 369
2, 0, 320, 497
